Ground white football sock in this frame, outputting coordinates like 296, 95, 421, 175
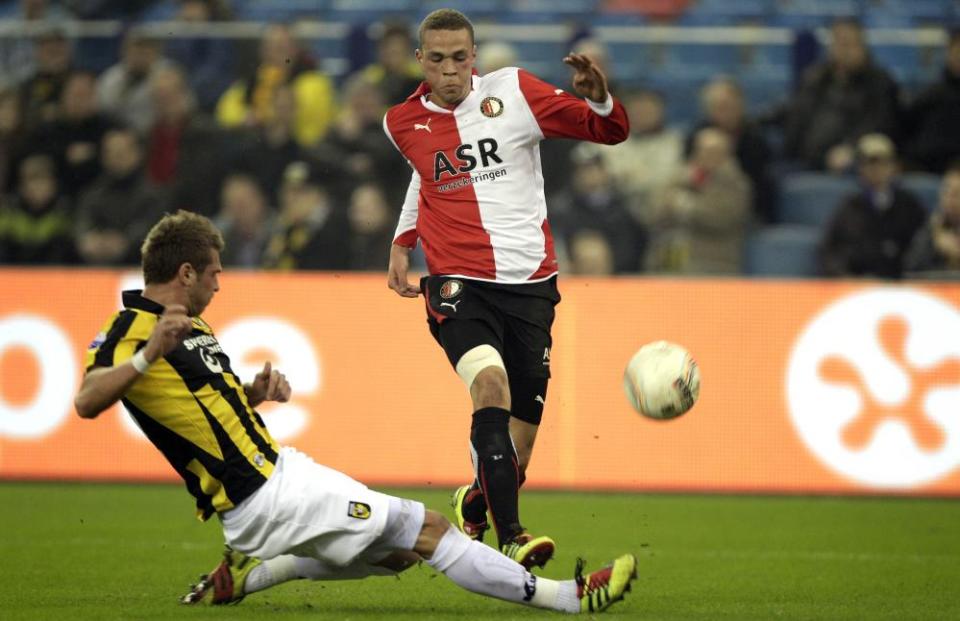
244, 554, 398, 595
244, 555, 298, 594
425, 528, 579, 613
293, 556, 396, 580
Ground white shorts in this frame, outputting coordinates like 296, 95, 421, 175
221, 447, 424, 567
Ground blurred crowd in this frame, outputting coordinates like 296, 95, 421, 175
1, 0, 959, 279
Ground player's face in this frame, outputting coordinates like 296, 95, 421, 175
417, 28, 476, 107
188, 251, 222, 316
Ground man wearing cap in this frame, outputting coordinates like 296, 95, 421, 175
818, 133, 928, 279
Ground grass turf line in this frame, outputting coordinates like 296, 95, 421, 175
1, 483, 958, 620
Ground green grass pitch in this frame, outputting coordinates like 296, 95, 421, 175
1, 482, 958, 620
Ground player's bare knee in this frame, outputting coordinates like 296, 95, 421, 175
471, 367, 510, 408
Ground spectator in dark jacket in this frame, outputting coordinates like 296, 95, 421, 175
19, 24, 74, 129
262, 161, 348, 270
553, 147, 646, 274
30, 71, 116, 199
345, 182, 395, 271
0, 154, 76, 265
215, 173, 274, 269
686, 77, 776, 222
74, 127, 166, 265
819, 134, 927, 279
903, 30, 960, 174
904, 161, 960, 274
785, 19, 901, 173
165, 0, 235, 112
146, 66, 227, 216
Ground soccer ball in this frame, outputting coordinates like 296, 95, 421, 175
623, 341, 700, 420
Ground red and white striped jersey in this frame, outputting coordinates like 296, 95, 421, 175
383, 67, 629, 283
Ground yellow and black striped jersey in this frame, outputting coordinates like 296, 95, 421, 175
85, 290, 279, 520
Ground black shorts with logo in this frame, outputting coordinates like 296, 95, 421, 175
420, 275, 561, 379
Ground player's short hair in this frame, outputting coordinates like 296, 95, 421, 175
418, 8, 474, 48
945, 160, 960, 177
141, 210, 225, 285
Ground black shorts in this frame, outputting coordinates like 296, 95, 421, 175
420, 275, 561, 379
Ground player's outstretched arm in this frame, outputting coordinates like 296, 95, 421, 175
562, 53, 609, 103
243, 361, 291, 407
387, 243, 421, 298
75, 305, 192, 419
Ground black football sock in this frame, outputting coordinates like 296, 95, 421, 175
470, 407, 523, 547
464, 449, 529, 524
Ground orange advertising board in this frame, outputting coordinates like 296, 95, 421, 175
1, 269, 958, 495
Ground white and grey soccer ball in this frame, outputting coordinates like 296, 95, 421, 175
623, 341, 700, 420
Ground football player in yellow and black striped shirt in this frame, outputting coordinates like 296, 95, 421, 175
76, 211, 289, 520
74, 208, 636, 612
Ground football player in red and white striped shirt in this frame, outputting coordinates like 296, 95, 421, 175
384, 8, 629, 570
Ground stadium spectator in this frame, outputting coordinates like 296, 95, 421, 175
0, 87, 28, 194
646, 127, 751, 274
261, 161, 348, 270
0, 153, 76, 265
97, 29, 172, 134
74, 127, 166, 265
582, 89, 683, 226
19, 23, 74, 129
904, 162, 960, 275
818, 133, 927, 279
146, 65, 227, 216
216, 23, 337, 147
0, 0, 69, 88
75, 210, 636, 614
567, 229, 616, 275
215, 173, 274, 268
30, 70, 115, 198
477, 41, 519, 75
165, 0, 236, 112
784, 19, 900, 173
359, 22, 422, 106
229, 84, 311, 208
385, 8, 629, 570
686, 77, 776, 222
345, 182, 394, 270
322, 74, 405, 204
903, 30, 960, 174
553, 148, 645, 273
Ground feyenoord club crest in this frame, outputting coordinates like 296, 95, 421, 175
480, 97, 504, 117
440, 279, 463, 299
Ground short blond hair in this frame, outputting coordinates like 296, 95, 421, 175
141, 210, 224, 284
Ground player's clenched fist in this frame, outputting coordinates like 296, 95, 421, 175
144, 304, 193, 362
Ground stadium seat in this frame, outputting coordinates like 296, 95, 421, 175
777, 173, 858, 227
511, 0, 598, 21
769, 0, 861, 28
420, 0, 504, 20
900, 173, 942, 213
236, 0, 333, 22
862, 0, 951, 25
688, 0, 774, 22
138, 0, 179, 21
326, 0, 415, 23
743, 224, 822, 276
